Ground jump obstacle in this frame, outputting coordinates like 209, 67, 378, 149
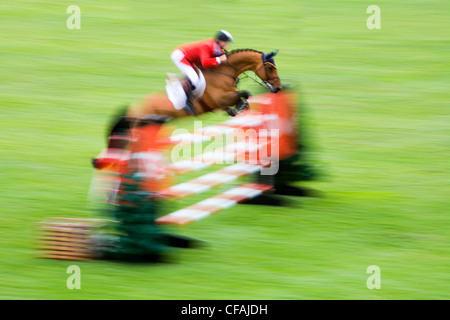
37, 90, 310, 261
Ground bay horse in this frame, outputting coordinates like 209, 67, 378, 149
93, 49, 283, 201
124, 49, 282, 120
97, 49, 282, 170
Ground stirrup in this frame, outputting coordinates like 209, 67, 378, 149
183, 99, 197, 115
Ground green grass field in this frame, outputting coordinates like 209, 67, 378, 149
1, 0, 449, 299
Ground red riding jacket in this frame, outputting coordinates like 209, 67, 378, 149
176, 38, 224, 68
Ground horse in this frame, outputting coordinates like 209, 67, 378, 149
96, 49, 282, 171
124, 49, 282, 120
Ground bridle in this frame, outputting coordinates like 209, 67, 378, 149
260, 61, 280, 92
219, 53, 280, 92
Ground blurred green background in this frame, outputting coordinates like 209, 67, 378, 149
0, 0, 449, 299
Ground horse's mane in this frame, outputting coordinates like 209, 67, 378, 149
227, 49, 263, 56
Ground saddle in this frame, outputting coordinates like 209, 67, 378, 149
165, 73, 206, 111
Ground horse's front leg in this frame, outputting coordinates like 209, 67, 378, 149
225, 90, 251, 117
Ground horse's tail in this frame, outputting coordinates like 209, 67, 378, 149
92, 106, 132, 170
106, 105, 131, 140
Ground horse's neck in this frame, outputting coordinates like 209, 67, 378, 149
227, 52, 261, 74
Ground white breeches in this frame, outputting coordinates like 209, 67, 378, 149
171, 49, 205, 91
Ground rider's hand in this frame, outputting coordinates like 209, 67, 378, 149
219, 55, 227, 63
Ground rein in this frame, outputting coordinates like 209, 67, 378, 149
239, 70, 279, 91
210, 51, 279, 91
238, 61, 280, 92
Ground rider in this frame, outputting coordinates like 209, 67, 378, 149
170, 30, 234, 114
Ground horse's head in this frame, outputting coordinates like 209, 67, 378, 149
256, 50, 282, 93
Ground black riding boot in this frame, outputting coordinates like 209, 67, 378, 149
183, 81, 197, 115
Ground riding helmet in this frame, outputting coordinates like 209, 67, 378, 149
215, 30, 234, 42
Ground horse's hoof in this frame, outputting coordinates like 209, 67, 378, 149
226, 108, 238, 117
